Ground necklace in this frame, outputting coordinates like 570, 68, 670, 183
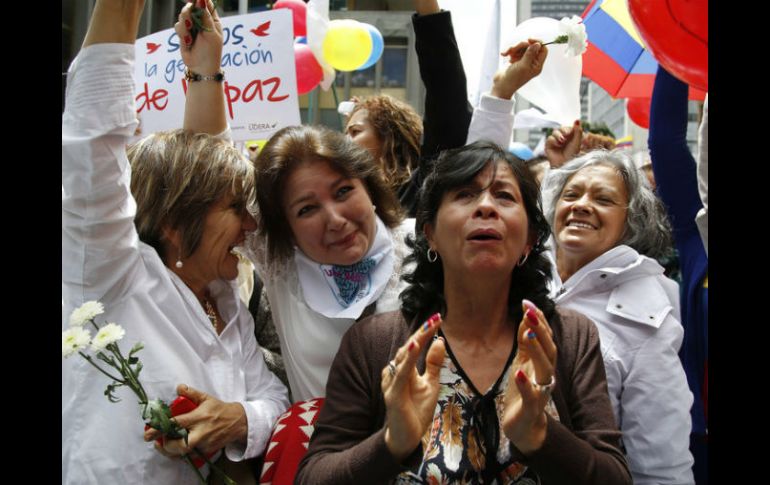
202, 297, 219, 331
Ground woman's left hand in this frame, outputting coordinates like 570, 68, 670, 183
501, 301, 558, 455
143, 384, 247, 457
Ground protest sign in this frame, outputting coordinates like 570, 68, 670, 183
134, 8, 300, 142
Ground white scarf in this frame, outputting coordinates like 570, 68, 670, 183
294, 216, 395, 319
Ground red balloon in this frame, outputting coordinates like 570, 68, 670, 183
627, 97, 651, 129
629, 0, 707, 91
274, 0, 307, 37
294, 44, 323, 95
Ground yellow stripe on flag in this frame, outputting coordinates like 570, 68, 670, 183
601, 0, 646, 48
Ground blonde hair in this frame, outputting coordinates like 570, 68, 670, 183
350, 95, 423, 191
127, 129, 255, 260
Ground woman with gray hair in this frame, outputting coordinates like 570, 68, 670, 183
540, 149, 695, 484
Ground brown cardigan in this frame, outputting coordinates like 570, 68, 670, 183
296, 308, 632, 485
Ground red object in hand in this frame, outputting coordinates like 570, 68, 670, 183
145, 396, 216, 468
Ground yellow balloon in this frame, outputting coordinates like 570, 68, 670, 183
322, 20, 373, 72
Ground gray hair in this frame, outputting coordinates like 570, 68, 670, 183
541, 149, 671, 259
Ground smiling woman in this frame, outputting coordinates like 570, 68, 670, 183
541, 150, 695, 484
250, 124, 414, 402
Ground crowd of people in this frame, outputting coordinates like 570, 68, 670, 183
62, 0, 708, 484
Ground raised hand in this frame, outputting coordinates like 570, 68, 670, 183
492, 40, 548, 100
382, 313, 446, 462
174, 0, 223, 76
581, 132, 616, 152
545, 120, 583, 168
414, 0, 440, 16
501, 300, 557, 455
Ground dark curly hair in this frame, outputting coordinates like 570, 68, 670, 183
255, 125, 404, 263
400, 141, 555, 325
349, 95, 423, 192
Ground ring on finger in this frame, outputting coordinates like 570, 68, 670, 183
531, 375, 555, 395
387, 360, 397, 377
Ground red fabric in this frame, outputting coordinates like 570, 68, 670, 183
259, 398, 324, 485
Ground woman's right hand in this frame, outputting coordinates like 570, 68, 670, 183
382, 314, 445, 463
174, 0, 223, 75
545, 121, 583, 168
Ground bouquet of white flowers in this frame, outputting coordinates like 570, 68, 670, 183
62, 301, 236, 484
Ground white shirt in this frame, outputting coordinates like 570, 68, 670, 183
466, 93, 516, 146
247, 218, 415, 402
547, 245, 695, 485
62, 44, 289, 484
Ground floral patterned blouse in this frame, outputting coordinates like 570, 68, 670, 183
394, 335, 560, 484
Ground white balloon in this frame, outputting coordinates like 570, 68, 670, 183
502, 17, 582, 126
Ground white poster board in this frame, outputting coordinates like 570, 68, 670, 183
133, 9, 300, 142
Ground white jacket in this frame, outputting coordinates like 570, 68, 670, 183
548, 245, 694, 485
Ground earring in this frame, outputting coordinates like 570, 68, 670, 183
175, 249, 183, 269
427, 248, 438, 263
372, 205, 377, 212
517, 252, 529, 267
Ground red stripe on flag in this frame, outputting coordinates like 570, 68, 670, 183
582, 42, 628, 97
617, 74, 655, 98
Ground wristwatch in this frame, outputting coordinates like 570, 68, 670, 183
184, 68, 225, 82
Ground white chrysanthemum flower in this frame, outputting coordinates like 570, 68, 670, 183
62, 327, 92, 358
560, 15, 588, 57
90, 323, 126, 352
69, 301, 105, 327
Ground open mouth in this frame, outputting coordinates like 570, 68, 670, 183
467, 230, 502, 241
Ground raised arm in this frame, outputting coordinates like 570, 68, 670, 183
82, 0, 145, 47
466, 40, 547, 147
177, 0, 227, 134
62, 0, 146, 305
413, 2, 472, 159
648, 66, 703, 238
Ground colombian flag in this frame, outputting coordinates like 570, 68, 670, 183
581, 0, 705, 100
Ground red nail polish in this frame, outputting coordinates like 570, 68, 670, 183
185, 19, 192, 29
198, 0, 206, 8
526, 309, 538, 326
516, 369, 528, 383
184, 35, 192, 45
408, 340, 415, 351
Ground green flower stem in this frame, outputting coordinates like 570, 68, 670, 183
110, 343, 148, 403
79, 351, 127, 384
541, 35, 568, 46
194, 448, 236, 485
182, 455, 209, 485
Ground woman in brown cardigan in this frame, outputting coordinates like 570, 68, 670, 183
296, 142, 632, 484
